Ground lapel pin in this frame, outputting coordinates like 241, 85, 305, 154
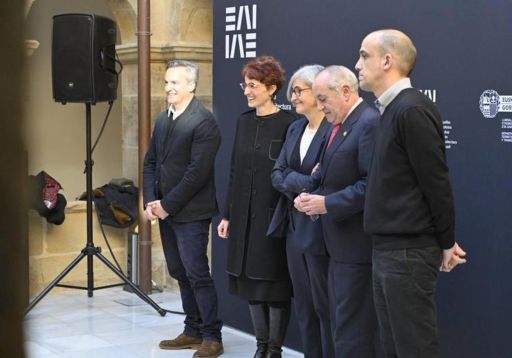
343, 131, 348, 137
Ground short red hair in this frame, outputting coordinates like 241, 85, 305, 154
241, 55, 285, 95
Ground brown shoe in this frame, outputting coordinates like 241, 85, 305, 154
159, 333, 202, 350
192, 340, 224, 358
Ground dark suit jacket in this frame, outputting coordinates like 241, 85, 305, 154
315, 101, 378, 263
269, 117, 330, 255
143, 97, 221, 223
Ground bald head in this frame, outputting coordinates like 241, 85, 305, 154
370, 29, 417, 76
356, 29, 417, 96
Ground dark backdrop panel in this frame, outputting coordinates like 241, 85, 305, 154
212, 1, 512, 356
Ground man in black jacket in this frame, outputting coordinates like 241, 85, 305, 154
143, 60, 223, 358
355, 29, 466, 358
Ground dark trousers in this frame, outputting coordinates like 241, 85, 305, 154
287, 244, 333, 358
159, 218, 222, 341
329, 260, 378, 358
373, 246, 442, 358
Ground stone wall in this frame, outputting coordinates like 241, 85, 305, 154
28, 201, 129, 296
28, 202, 181, 297
26, 0, 213, 294
114, 0, 213, 290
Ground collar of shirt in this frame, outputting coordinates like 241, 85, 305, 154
343, 97, 363, 123
375, 78, 412, 114
167, 97, 193, 120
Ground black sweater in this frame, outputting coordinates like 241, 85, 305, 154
364, 88, 455, 250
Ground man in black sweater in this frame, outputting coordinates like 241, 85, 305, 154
355, 29, 466, 357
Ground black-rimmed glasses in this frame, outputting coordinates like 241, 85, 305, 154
291, 86, 311, 97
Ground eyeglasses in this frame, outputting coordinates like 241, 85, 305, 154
291, 86, 311, 97
240, 82, 259, 91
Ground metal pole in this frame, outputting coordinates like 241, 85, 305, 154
85, 103, 94, 297
137, 0, 152, 293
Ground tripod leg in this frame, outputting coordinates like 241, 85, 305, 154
25, 251, 87, 315
87, 249, 94, 297
93, 251, 166, 316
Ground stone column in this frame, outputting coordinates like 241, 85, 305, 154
117, 44, 212, 288
24, 0, 213, 291
116, 0, 212, 288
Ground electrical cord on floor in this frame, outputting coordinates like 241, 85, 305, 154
95, 208, 125, 274
95, 211, 185, 315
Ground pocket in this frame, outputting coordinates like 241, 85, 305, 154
267, 207, 286, 238
405, 247, 441, 294
268, 207, 275, 226
268, 140, 283, 161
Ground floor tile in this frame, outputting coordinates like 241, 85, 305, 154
24, 287, 303, 357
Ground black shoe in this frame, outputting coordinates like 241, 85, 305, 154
254, 344, 267, 358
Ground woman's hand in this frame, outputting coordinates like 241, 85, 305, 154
217, 219, 230, 239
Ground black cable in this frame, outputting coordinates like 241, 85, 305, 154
114, 51, 123, 77
90, 51, 123, 155
89, 47, 121, 266
94, 206, 125, 274
91, 101, 113, 154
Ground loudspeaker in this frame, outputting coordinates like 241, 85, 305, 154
52, 14, 118, 104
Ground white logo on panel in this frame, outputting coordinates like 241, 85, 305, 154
225, 5, 257, 59
418, 89, 437, 103
479, 89, 512, 118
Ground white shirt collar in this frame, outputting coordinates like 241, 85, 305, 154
375, 78, 412, 114
167, 97, 193, 120
342, 97, 363, 123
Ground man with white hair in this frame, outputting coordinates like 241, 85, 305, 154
295, 65, 380, 357
356, 29, 466, 358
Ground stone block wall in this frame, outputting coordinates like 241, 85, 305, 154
25, 0, 213, 296
28, 201, 130, 297
28, 201, 180, 297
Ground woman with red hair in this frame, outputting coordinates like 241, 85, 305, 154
218, 56, 296, 358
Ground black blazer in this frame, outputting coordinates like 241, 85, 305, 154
143, 97, 221, 223
269, 117, 330, 255
315, 101, 378, 263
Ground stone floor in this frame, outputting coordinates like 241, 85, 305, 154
24, 287, 303, 358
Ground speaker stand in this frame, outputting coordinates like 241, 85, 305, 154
25, 103, 166, 317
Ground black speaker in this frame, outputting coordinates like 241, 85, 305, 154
52, 14, 118, 104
